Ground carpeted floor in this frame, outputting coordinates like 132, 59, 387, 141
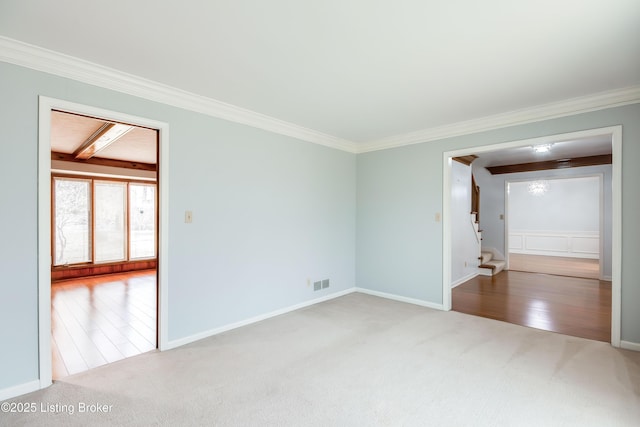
2, 293, 639, 426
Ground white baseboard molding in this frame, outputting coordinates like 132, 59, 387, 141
451, 272, 478, 288
0, 380, 40, 402
620, 341, 640, 352
165, 288, 357, 350
355, 287, 444, 311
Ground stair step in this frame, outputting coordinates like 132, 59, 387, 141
480, 251, 493, 264
478, 260, 506, 276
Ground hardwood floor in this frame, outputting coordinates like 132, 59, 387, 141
51, 270, 157, 380
452, 270, 611, 342
509, 253, 600, 279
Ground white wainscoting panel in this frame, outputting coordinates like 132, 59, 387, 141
572, 236, 600, 255
509, 231, 599, 259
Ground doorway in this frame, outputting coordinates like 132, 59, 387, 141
38, 97, 170, 388
442, 126, 622, 346
506, 175, 604, 280
49, 110, 159, 379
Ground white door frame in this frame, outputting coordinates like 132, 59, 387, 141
442, 126, 622, 347
38, 96, 170, 388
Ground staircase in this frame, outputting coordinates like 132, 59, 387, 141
478, 251, 506, 276
457, 163, 505, 278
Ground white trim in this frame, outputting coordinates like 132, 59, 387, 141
451, 272, 479, 289
443, 126, 622, 347
504, 181, 511, 271
37, 97, 171, 387
157, 122, 170, 352
0, 36, 355, 153
359, 87, 640, 153
599, 172, 605, 281
2, 36, 639, 155
0, 380, 40, 402
442, 156, 453, 310
355, 287, 445, 311
37, 99, 52, 389
610, 126, 622, 347
620, 341, 640, 352
165, 288, 357, 350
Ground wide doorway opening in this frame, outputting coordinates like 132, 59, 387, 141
443, 127, 621, 345
38, 98, 169, 387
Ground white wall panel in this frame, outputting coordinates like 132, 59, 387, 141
509, 231, 599, 258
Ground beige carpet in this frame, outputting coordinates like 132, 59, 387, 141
3, 293, 639, 426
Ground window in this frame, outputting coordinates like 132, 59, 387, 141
53, 176, 156, 266
54, 177, 91, 265
129, 183, 156, 259
95, 181, 127, 262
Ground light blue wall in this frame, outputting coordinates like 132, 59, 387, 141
0, 61, 356, 390
356, 144, 443, 302
2, 57, 639, 396
356, 103, 640, 344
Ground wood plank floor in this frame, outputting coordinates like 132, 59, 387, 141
51, 270, 157, 380
452, 270, 611, 342
509, 253, 600, 279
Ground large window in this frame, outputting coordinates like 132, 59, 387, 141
54, 178, 92, 265
129, 183, 156, 259
53, 176, 156, 266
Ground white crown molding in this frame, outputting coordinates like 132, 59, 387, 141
357, 85, 640, 153
0, 36, 357, 153
2, 36, 639, 155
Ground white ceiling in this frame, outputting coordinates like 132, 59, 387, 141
472, 134, 612, 168
1, 0, 639, 145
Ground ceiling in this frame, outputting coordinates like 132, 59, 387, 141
473, 134, 612, 168
1, 1, 638, 147
50, 111, 157, 164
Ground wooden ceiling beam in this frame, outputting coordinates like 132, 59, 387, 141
486, 154, 612, 175
52, 152, 156, 171
452, 155, 478, 166
73, 123, 134, 160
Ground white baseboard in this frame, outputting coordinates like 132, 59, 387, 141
620, 340, 640, 352
0, 380, 40, 402
355, 287, 444, 311
165, 288, 357, 350
451, 272, 478, 288
166, 286, 446, 351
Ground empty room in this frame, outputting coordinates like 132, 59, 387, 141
1, 1, 639, 425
